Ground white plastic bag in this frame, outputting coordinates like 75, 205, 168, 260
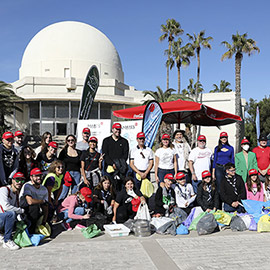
240, 215, 251, 229
134, 203, 151, 221
150, 217, 173, 230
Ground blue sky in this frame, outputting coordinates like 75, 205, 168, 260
0, 0, 269, 102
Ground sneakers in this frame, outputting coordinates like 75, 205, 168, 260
2, 240, 20, 250
61, 222, 72, 231
0, 234, 4, 244
75, 224, 86, 230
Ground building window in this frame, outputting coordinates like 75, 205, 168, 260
29, 102, 40, 119
71, 101, 80, 118
100, 103, 112, 119
42, 101, 55, 118
56, 123, 67, 135
56, 102, 69, 118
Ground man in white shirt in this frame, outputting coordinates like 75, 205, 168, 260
0, 172, 25, 250
129, 132, 154, 190
189, 135, 212, 193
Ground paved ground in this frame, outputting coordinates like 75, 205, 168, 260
1, 225, 270, 270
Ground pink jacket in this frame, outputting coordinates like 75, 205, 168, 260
245, 183, 264, 202
58, 195, 84, 220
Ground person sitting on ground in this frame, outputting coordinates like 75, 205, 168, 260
57, 187, 91, 230
220, 163, 246, 213
76, 127, 91, 151
0, 172, 25, 250
174, 172, 196, 215
263, 169, 270, 202
19, 168, 49, 234
154, 173, 176, 217
245, 169, 264, 202
112, 176, 145, 223
13, 130, 24, 154
196, 170, 219, 212
35, 131, 52, 156
93, 176, 115, 221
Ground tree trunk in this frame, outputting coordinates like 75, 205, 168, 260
195, 47, 201, 102
177, 66, 180, 94
235, 54, 242, 153
166, 41, 171, 90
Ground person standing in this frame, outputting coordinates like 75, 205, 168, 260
235, 138, 258, 183
13, 130, 24, 154
0, 132, 19, 187
129, 132, 154, 190
252, 134, 270, 182
102, 123, 129, 191
188, 135, 212, 193
76, 127, 91, 151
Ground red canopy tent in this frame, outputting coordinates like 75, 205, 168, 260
113, 99, 242, 126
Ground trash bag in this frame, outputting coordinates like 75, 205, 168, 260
170, 207, 188, 225
196, 214, 218, 236
81, 224, 101, 239
151, 217, 173, 230
156, 220, 176, 235
189, 212, 208, 231
230, 216, 247, 231
257, 214, 270, 232
13, 221, 32, 247
241, 200, 270, 215
213, 210, 232, 225
140, 179, 154, 198
240, 214, 251, 229
123, 219, 135, 231
29, 234, 45, 246
35, 216, 51, 237
176, 224, 189, 235
183, 208, 196, 227
135, 203, 151, 221
249, 217, 257, 231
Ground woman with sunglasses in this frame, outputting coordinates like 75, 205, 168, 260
58, 135, 82, 200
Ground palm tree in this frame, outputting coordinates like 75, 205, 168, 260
221, 32, 260, 152
187, 30, 213, 101
210, 80, 232, 93
165, 39, 194, 94
159, 19, 183, 90
182, 78, 204, 98
0, 81, 23, 135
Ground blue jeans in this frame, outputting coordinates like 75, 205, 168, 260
0, 211, 16, 242
192, 180, 202, 194
157, 168, 175, 185
58, 207, 85, 223
59, 171, 81, 200
215, 165, 225, 193
223, 203, 245, 213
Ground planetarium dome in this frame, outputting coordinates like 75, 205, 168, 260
19, 21, 124, 82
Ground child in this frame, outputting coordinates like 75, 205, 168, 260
197, 170, 219, 212
263, 169, 270, 201
174, 172, 196, 215
245, 169, 264, 201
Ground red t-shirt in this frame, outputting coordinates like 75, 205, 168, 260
252, 146, 270, 171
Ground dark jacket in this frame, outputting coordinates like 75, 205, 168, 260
155, 186, 176, 215
196, 182, 219, 211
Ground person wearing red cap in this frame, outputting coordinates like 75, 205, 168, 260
196, 170, 219, 212
0, 132, 19, 187
174, 172, 196, 215
188, 135, 212, 193
252, 134, 270, 182
0, 172, 25, 250
263, 169, 270, 201
36, 141, 58, 174
14, 130, 24, 154
19, 168, 49, 233
57, 187, 91, 230
235, 138, 258, 182
129, 132, 154, 190
245, 169, 264, 201
76, 127, 91, 151
212, 132, 234, 193
102, 122, 129, 191
155, 134, 177, 186
154, 173, 176, 217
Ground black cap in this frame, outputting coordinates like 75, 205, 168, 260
258, 134, 268, 141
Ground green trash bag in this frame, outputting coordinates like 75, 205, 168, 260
13, 221, 32, 247
189, 210, 215, 231
81, 224, 101, 239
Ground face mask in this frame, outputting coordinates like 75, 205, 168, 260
242, 145, 250, 151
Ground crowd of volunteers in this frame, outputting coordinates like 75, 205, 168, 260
0, 123, 269, 249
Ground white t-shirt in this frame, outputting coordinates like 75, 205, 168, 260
129, 146, 154, 171
188, 147, 212, 180
174, 183, 196, 208
19, 181, 49, 208
155, 147, 176, 170
173, 142, 191, 171
263, 183, 270, 201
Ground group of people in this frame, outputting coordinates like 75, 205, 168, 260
0, 124, 269, 250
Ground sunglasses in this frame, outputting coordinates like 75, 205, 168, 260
5, 138, 14, 142
67, 139, 75, 142
198, 140, 206, 142
14, 178, 25, 183
228, 169, 236, 172
138, 138, 145, 140
57, 166, 64, 170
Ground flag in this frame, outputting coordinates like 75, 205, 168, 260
256, 105, 260, 146
78, 65, 99, 120
142, 101, 163, 148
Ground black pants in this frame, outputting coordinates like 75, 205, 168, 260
116, 204, 135, 223
25, 204, 42, 234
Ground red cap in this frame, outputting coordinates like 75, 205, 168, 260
241, 138, 250, 145
14, 130, 24, 137
137, 132, 145, 139
175, 172, 186, 180
13, 172, 25, 179
164, 173, 174, 181
249, 169, 258, 176
2, 132, 14, 140
162, 134, 170, 140
197, 135, 206, 141
30, 168, 43, 176
82, 127, 90, 134
80, 187, 92, 203
48, 141, 58, 149
112, 123, 122, 129
202, 170, 211, 178
267, 169, 270, 176
220, 132, 228, 138
89, 136, 98, 143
